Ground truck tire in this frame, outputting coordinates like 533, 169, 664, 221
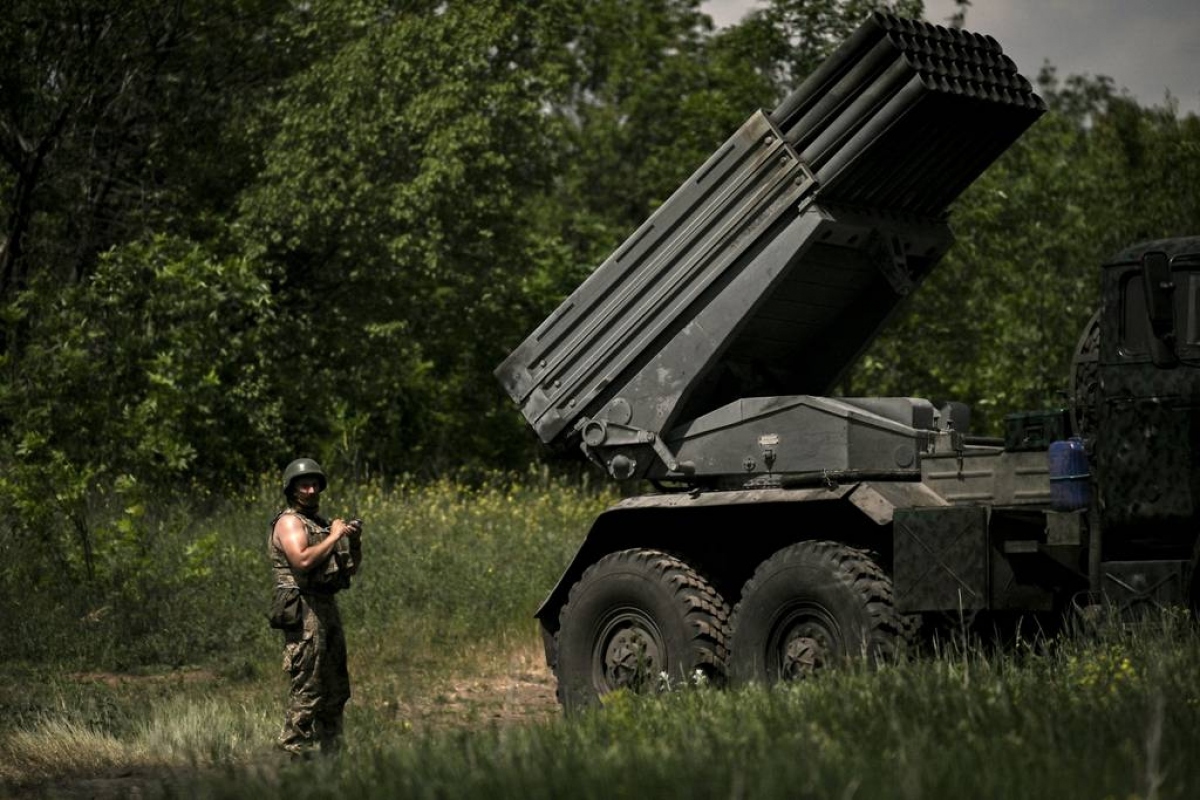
554, 548, 731, 712
729, 540, 908, 685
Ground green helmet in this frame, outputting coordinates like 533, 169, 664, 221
281, 458, 327, 495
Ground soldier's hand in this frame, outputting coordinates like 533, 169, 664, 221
346, 518, 363, 539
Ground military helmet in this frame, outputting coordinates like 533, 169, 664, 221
281, 458, 327, 494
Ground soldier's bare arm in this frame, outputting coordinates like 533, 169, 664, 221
275, 514, 349, 572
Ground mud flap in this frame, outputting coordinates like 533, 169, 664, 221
1100, 560, 1188, 615
893, 506, 989, 614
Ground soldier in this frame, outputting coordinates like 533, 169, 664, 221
268, 458, 363, 757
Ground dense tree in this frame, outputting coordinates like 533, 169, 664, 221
233, 1, 581, 478
0, 0, 298, 304
0, 236, 275, 591
0, 0, 302, 588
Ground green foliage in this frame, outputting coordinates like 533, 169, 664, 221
1, 234, 278, 485
234, 0, 576, 476
0, 0, 319, 611
0, 0, 297, 294
0, 236, 278, 658
544, 0, 768, 232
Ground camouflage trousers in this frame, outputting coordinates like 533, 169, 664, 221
278, 593, 351, 756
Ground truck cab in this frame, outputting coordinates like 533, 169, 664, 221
1094, 237, 1200, 557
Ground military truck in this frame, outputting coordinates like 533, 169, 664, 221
495, 11, 1200, 710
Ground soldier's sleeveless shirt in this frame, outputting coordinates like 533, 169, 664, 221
269, 508, 334, 592
267, 510, 350, 592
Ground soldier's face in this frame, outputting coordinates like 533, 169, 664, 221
293, 477, 322, 508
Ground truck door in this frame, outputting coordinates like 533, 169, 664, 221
1096, 256, 1200, 554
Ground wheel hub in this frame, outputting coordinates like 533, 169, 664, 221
604, 626, 661, 690
773, 613, 836, 681
782, 634, 827, 680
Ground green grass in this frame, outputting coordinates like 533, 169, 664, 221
0, 471, 609, 789
199, 611, 1200, 800
20, 607, 1176, 800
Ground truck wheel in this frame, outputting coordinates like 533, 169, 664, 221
729, 540, 907, 685
554, 548, 731, 712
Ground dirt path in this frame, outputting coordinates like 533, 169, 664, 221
395, 652, 561, 731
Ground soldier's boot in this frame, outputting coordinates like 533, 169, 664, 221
315, 714, 344, 756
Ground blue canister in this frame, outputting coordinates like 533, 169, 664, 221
1048, 437, 1090, 511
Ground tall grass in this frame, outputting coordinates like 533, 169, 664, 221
1, 695, 276, 783
337, 470, 612, 675
95, 608, 1188, 800
0, 467, 612, 673
193, 609, 1199, 800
